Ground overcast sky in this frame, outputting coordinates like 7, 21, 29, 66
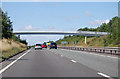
2, 1, 118, 45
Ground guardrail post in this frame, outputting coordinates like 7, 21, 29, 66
83, 48, 84, 51
100, 49, 101, 53
110, 50, 112, 54
95, 49, 96, 52
86, 48, 88, 51
80, 48, 81, 50
85, 36, 87, 44
74, 47, 76, 50
90, 49, 92, 51
103, 50, 105, 53
115, 50, 116, 54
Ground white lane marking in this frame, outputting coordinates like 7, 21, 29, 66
60, 49, 118, 59
0, 48, 32, 74
61, 55, 63, 57
98, 72, 110, 78
89, 53, 106, 57
71, 60, 77, 63
106, 56, 118, 59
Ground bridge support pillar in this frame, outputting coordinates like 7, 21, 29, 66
18, 35, 20, 39
85, 36, 87, 44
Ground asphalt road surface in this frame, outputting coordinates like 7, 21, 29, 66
49, 49, 119, 77
1, 48, 119, 78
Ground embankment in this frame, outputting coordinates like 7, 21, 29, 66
0, 38, 28, 62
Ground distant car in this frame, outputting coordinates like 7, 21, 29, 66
42, 44, 47, 48
47, 42, 50, 46
49, 42, 57, 49
35, 44, 42, 50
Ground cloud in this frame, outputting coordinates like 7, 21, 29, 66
23, 25, 39, 31
89, 19, 110, 26
85, 11, 93, 17
24, 25, 33, 30
104, 19, 110, 24
89, 20, 103, 25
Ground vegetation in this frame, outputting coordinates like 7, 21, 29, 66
78, 27, 97, 31
0, 8, 27, 45
0, 38, 28, 62
2, 47, 27, 60
1, 9, 13, 39
97, 16, 120, 46
0, 9, 28, 61
56, 16, 120, 47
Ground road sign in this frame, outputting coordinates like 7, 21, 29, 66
61, 41, 68, 44
74, 41, 77, 44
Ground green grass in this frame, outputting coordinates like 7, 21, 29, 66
1, 47, 27, 62
56, 35, 119, 47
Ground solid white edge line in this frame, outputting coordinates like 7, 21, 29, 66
71, 60, 77, 63
60, 49, 118, 59
0, 48, 32, 74
98, 72, 110, 78
61, 55, 63, 56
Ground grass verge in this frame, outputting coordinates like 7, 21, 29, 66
0, 47, 28, 62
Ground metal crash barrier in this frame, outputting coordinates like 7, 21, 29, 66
58, 46, 120, 55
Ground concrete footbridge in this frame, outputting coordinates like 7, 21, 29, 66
13, 31, 110, 44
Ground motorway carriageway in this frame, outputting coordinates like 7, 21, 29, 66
1, 48, 119, 78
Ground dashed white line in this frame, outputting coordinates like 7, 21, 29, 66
0, 48, 32, 74
98, 72, 110, 78
71, 60, 77, 63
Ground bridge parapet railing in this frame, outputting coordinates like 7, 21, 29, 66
58, 46, 120, 55
77, 31, 110, 35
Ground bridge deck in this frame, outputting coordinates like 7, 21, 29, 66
13, 31, 110, 36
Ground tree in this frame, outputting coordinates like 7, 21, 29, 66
56, 16, 120, 47
97, 16, 120, 46
78, 27, 97, 31
1, 8, 13, 39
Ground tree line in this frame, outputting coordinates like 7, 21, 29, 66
0, 9, 27, 45
77, 16, 120, 46
1, 8, 13, 39
56, 16, 120, 47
